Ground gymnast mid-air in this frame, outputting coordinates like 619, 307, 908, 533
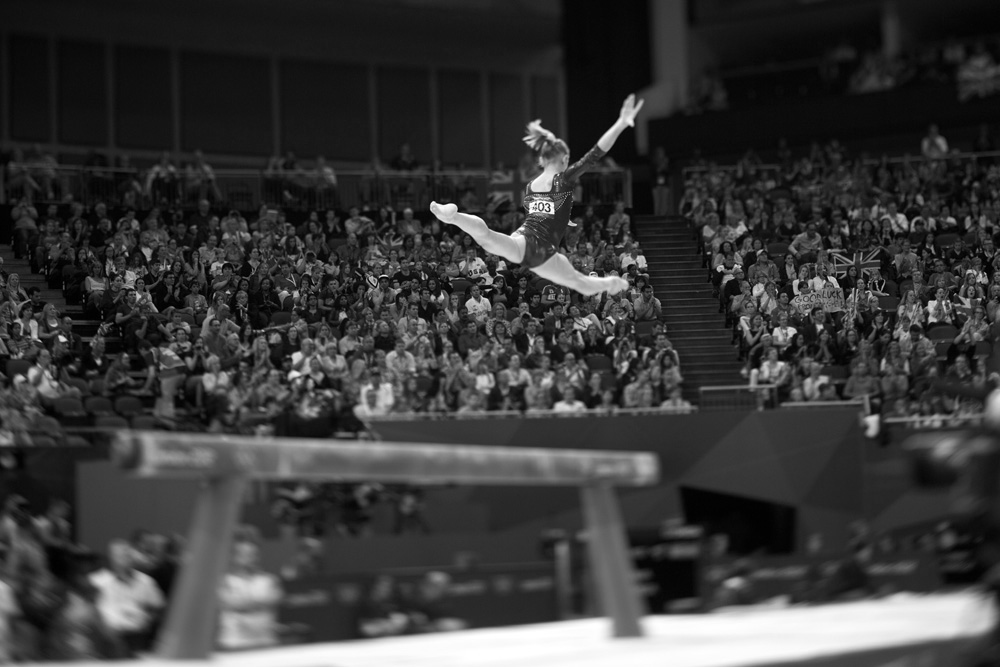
430, 93, 644, 296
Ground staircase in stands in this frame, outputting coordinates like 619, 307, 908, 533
0, 245, 107, 350
634, 215, 744, 402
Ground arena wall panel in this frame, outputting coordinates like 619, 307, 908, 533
531, 75, 562, 140
377, 66, 432, 167
489, 73, 524, 169
438, 69, 484, 168
57, 40, 108, 146
280, 60, 370, 162
114, 45, 173, 150
8, 33, 51, 142
179, 51, 272, 155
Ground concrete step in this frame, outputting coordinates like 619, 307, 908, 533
663, 319, 726, 330
682, 371, 746, 385
645, 259, 703, 269
663, 307, 724, 318
654, 265, 709, 274
642, 241, 696, 250
638, 232, 693, 242
667, 328, 734, 340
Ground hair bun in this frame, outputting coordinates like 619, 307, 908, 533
523, 120, 557, 152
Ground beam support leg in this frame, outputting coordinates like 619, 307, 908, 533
156, 475, 248, 660
580, 481, 645, 638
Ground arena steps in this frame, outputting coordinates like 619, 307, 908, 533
637, 217, 745, 399
0, 244, 121, 353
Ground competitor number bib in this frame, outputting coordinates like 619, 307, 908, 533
526, 198, 555, 216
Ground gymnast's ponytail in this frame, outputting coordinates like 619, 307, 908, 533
523, 120, 569, 166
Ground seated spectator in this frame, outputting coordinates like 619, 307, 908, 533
90, 539, 165, 657
217, 536, 283, 651
632, 284, 662, 322
27, 348, 83, 407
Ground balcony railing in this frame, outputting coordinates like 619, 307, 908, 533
1, 162, 632, 212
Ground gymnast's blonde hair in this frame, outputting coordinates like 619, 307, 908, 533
523, 120, 569, 166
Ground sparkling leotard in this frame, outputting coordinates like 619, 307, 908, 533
513, 144, 607, 268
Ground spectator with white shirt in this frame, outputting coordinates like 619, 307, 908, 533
458, 248, 488, 282
619, 243, 647, 273
464, 284, 492, 323
217, 536, 283, 651
810, 263, 841, 294
553, 386, 587, 413
921, 124, 949, 159
90, 539, 165, 656
881, 201, 909, 235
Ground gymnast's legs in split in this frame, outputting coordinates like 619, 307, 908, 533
429, 202, 628, 296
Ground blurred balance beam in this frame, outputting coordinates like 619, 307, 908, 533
113, 431, 660, 660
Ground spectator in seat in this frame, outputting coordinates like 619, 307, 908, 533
810, 263, 841, 294
802, 306, 838, 346
747, 250, 779, 284
90, 539, 165, 656
184, 150, 222, 203
632, 284, 662, 322
788, 222, 823, 263
921, 124, 949, 159
27, 348, 83, 407
619, 243, 647, 273
217, 537, 283, 651
661, 387, 693, 413
925, 287, 957, 329
899, 324, 936, 375
842, 361, 881, 407
461, 284, 490, 324
144, 152, 179, 204
553, 385, 587, 413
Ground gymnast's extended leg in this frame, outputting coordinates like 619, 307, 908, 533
430, 201, 526, 264
531, 252, 629, 297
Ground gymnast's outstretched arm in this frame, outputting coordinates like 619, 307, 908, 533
595, 94, 645, 152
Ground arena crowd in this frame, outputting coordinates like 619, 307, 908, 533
686, 123, 999, 419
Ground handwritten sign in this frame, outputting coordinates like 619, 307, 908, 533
791, 288, 845, 316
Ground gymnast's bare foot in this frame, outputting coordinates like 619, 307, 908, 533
430, 201, 458, 224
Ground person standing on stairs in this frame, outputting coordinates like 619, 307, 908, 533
428, 94, 644, 297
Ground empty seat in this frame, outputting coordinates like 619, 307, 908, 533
586, 355, 613, 372
131, 415, 158, 431
926, 324, 959, 341
6, 359, 31, 379
634, 321, 658, 339
84, 396, 115, 416
94, 415, 129, 431
65, 377, 91, 397
821, 365, 849, 380
114, 395, 144, 417
51, 397, 86, 418
269, 311, 292, 327
877, 295, 900, 312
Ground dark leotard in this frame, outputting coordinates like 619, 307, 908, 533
513, 144, 607, 268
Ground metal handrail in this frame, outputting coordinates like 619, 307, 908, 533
681, 149, 1000, 179
882, 413, 984, 426
364, 406, 698, 421
2, 160, 631, 210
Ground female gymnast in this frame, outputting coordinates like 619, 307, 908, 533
429, 93, 644, 296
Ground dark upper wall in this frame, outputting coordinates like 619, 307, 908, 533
689, 0, 1000, 72
0, 0, 564, 167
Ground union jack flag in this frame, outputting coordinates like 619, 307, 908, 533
830, 250, 882, 279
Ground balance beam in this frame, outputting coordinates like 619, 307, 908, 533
113, 431, 660, 660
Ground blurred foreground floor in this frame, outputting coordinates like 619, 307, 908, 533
69, 591, 993, 667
